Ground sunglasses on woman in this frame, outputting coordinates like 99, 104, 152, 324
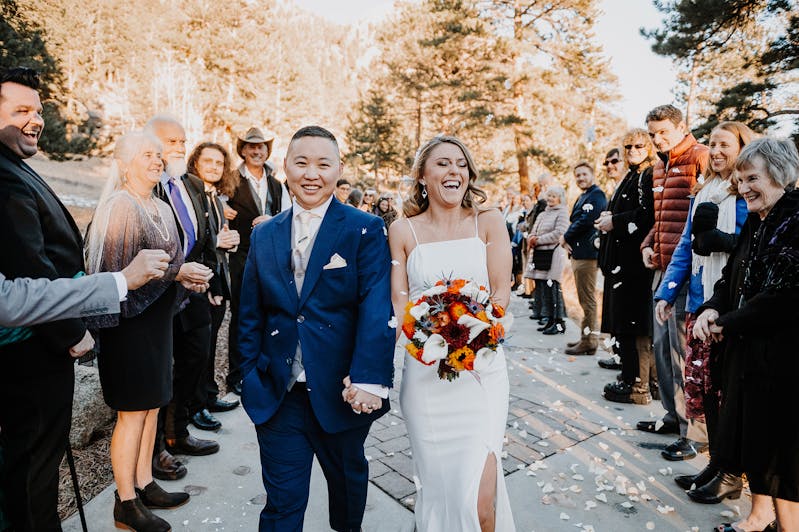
602, 158, 620, 166
624, 143, 646, 150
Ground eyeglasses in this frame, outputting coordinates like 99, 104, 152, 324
602, 158, 621, 166
624, 144, 646, 151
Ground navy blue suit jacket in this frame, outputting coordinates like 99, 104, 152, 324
564, 184, 607, 260
238, 198, 395, 433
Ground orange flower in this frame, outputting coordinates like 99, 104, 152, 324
475, 310, 489, 322
492, 304, 506, 318
401, 301, 417, 339
447, 279, 467, 294
433, 311, 451, 328
406, 343, 434, 365
489, 323, 505, 343
448, 301, 470, 321
447, 346, 475, 371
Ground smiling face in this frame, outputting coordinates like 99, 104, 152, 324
335, 182, 351, 202
545, 190, 561, 207
603, 153, 623, 181
573, 165, 595, 190
241, 142, 269, 170
647, 118, 686, 154
736, 156, 785, 219
150, 120, 186, 176
709, 128, 741, 178
124, 139, 164, 192
0, 82, 44, 159
284, 135, 342, 210
196, 146, 225, 184
420, 142, 470, 208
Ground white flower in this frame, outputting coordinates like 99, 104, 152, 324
412, 330, 429, 343
361, 227, 367, 234
476, 288, 490, 304
420, 284, 447, 297
460, 281, 480, 300
473, 347, 496, 372
409, 302, 430, 320
421, 334, 448, 364
457, 314, 491, 342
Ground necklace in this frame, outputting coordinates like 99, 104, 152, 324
125, 188, 171, 243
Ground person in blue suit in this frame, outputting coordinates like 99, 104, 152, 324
238, 125, 395, 532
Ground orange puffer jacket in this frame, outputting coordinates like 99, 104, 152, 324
642, 133, 708, 271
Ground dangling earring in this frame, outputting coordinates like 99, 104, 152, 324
421, 184, 427, 199
122, 170, 128, 184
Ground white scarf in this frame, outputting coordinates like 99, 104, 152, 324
691, 176, 737, 300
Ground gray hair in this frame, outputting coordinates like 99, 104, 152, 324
544, 184, 566, 205
144, 114, 183, 135
735, 137, 799, 190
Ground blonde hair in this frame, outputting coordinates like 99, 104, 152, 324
403, 136, 487, 217
621, 128, 656, 173
695, 121, 757, 195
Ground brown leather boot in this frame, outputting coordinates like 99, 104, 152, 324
564, 338, 596, 355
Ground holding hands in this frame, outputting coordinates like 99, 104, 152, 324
693, 308, 724, 342
341, 376, 382, 415
594, 210, 613, 232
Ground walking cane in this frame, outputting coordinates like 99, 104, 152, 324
65, 445, 88, 532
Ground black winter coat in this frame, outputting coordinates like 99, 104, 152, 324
700, 189, 799, 495
598, 166, 655, 336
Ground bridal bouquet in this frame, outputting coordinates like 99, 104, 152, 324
402, 278, 513, 381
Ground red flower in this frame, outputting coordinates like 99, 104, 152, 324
439, 322, 470, 350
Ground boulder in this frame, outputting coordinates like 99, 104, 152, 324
70, 364, 115, 449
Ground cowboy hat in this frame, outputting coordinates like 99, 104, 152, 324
236, 127, 276, 159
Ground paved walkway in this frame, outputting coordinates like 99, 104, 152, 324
64, 294, 750, 531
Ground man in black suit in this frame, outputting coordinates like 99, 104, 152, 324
0, 67, 97, 531
144, 116, 220, 480
225, 127, 291, 394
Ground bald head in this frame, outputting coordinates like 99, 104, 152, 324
144, 115, 186, 176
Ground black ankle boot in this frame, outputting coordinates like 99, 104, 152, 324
114, 491, 171, 531
136, 481, 190, 509
687, 471, 743, 504
536, 318, 551, 331
542, 319, 565, 335
674, 464, 717, 490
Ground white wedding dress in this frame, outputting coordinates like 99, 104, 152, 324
399, 217, 515, 532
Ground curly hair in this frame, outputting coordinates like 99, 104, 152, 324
621, 128, 656, 173
186, 142, 239, 197
403, 135, 487, 218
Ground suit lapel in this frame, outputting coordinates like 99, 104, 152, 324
181, 174, 206, 240
273, 209, 298, 308
298, 200, 345, 308
15, 157, 84, 250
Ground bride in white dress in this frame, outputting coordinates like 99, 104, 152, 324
388, 136, 515, 532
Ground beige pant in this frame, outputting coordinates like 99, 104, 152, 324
571, 258, 598, 347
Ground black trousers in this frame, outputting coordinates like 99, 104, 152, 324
0, 338, 74, 531
615, 334, 639, 384
227, 268, 243, 387
203, 300, 228, 407
156, 313, 212, 448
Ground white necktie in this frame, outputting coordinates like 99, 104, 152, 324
295, 210, 315, 256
